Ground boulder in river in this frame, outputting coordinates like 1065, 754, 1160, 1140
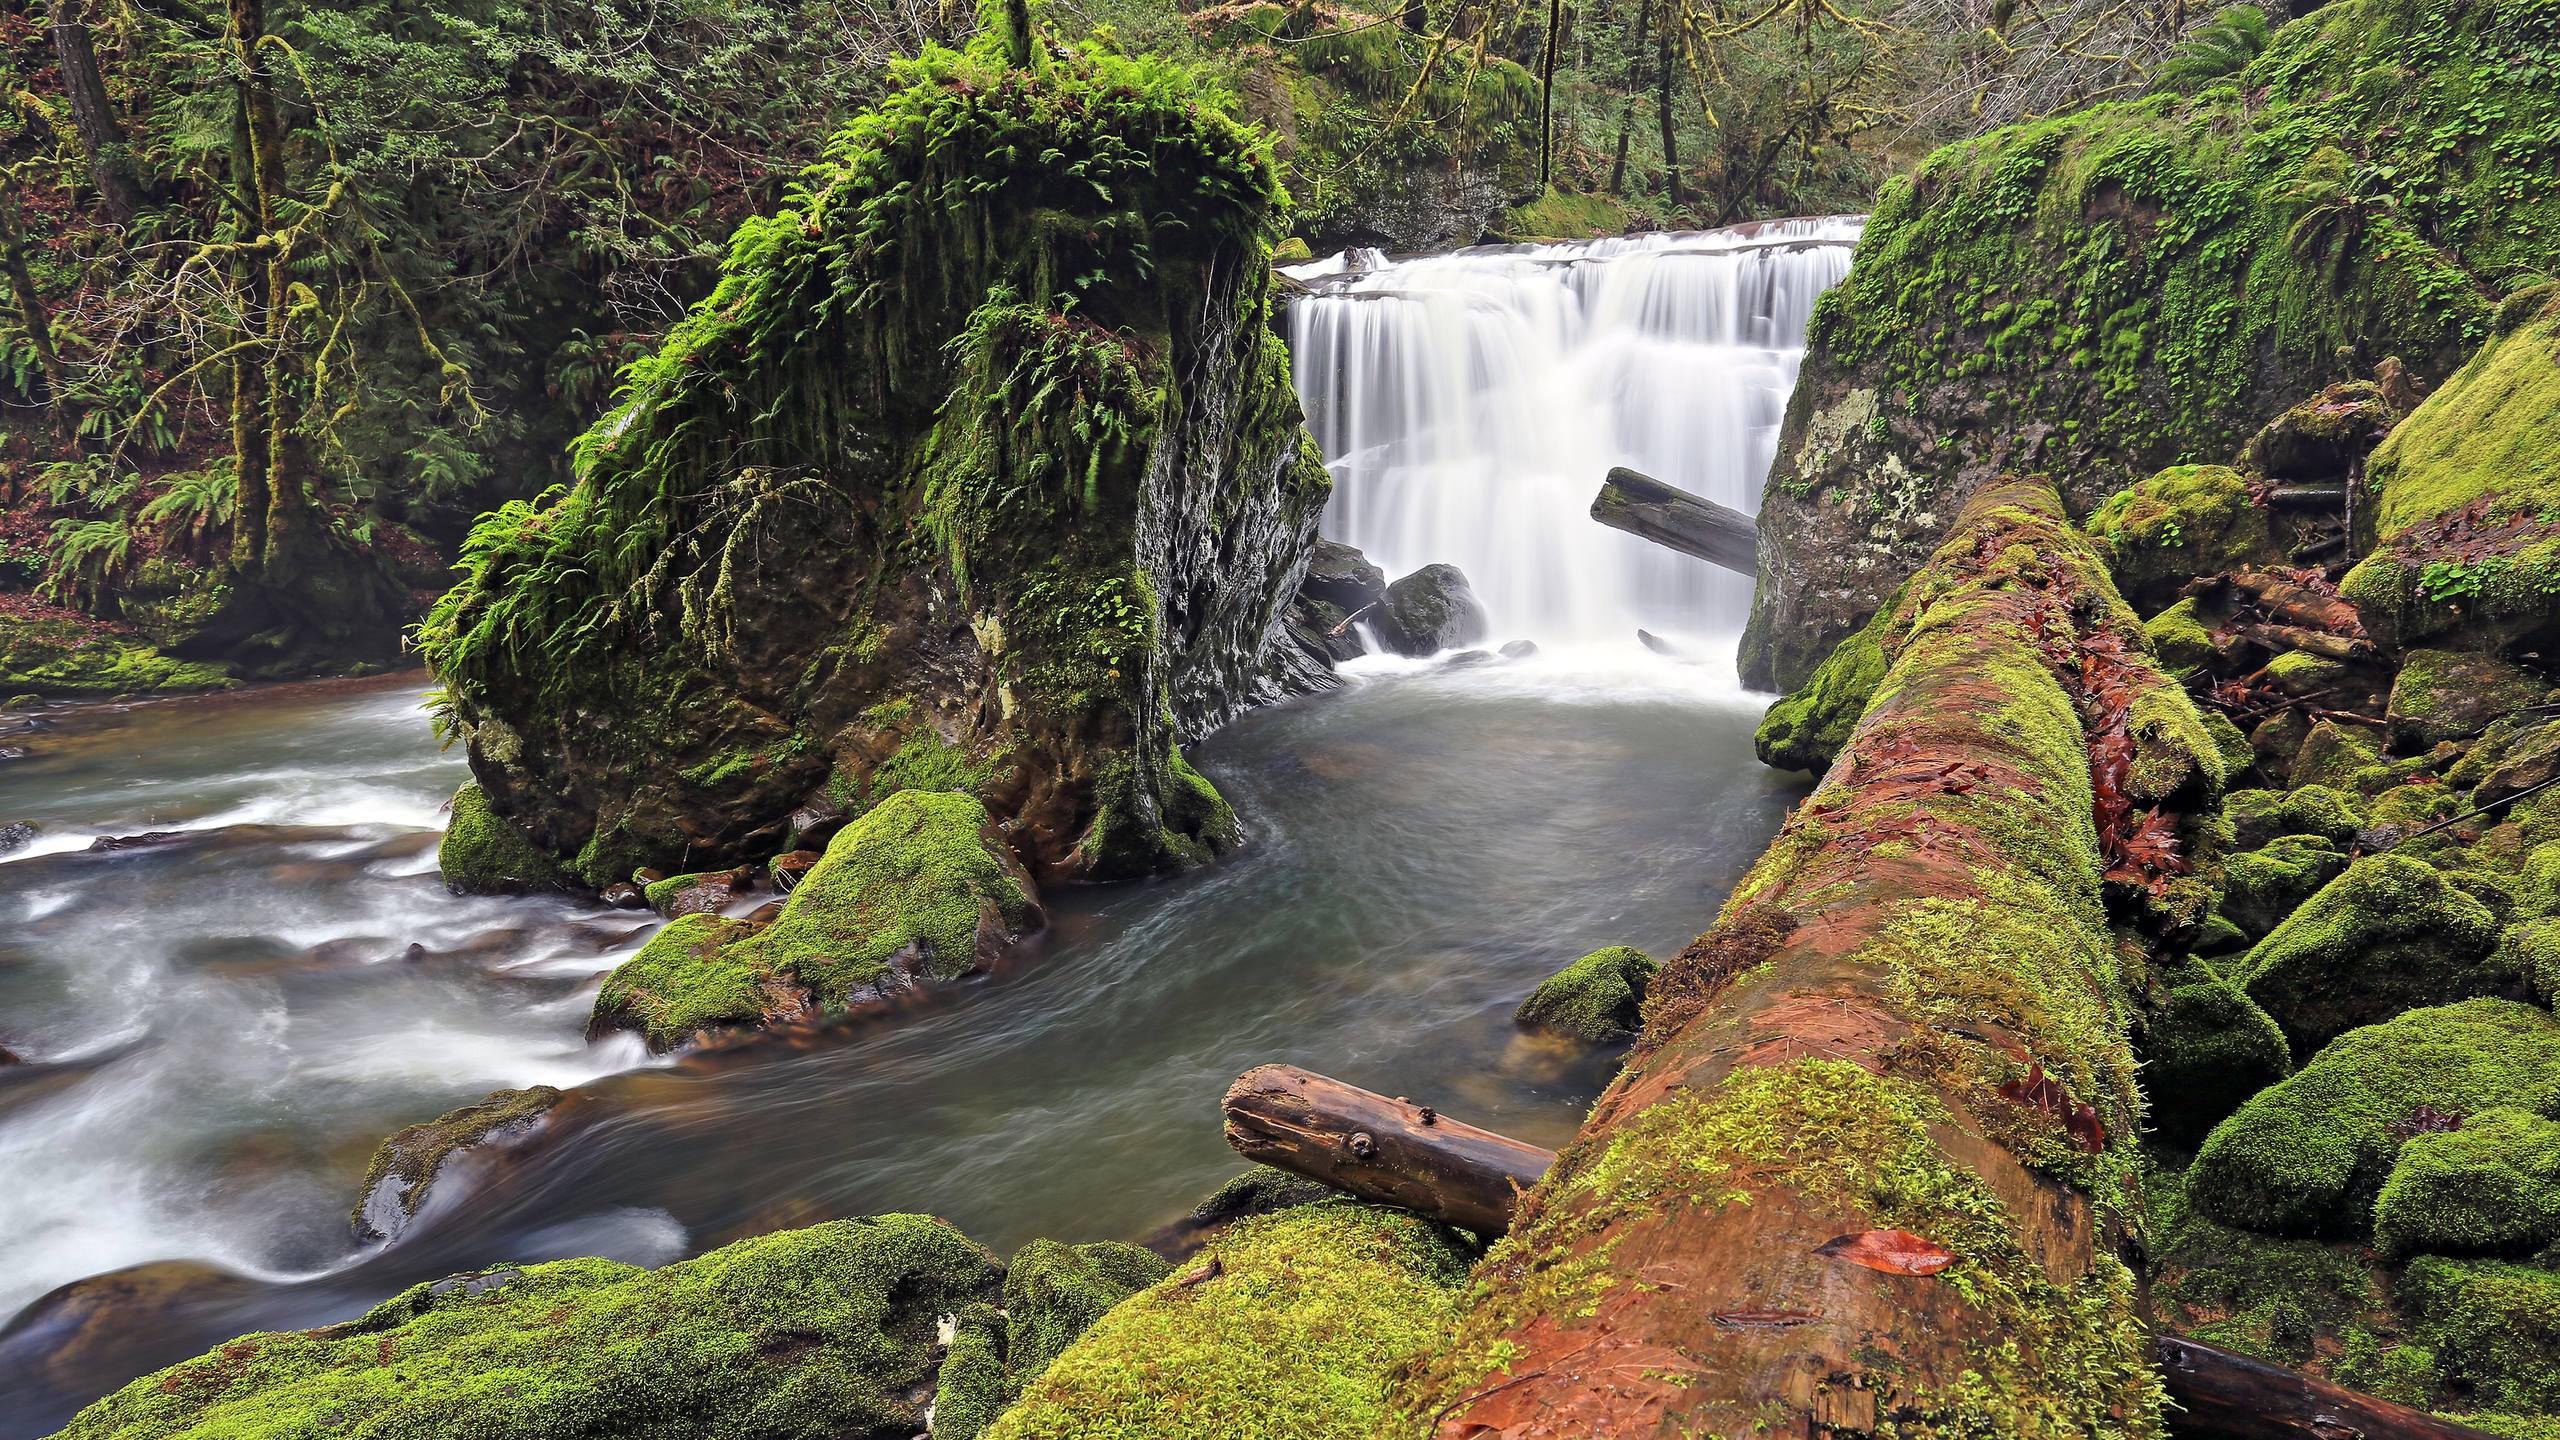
1300, 539, 1386, 615
47, 1215, 998, 1440
591, 790, 1042, 1051
1374, 563, 1488, 656
1514, 945, 1657, 1043
643, 865, 754, 918
0, 820, 36, 855
352, 1085, 571, 1243
438, 781, 572, 896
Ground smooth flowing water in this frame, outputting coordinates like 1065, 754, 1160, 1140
1289, 218, 1860, 642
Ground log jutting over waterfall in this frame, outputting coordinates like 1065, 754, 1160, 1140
1588, 466, 1758, 576
1386, 479, 2229, 1436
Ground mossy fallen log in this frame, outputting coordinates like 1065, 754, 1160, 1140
1385, 479, 2224, 1437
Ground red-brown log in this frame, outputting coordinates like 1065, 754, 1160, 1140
1219, 1064, 1551, 1239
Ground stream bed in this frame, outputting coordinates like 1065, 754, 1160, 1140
0, 650, 1794, 1436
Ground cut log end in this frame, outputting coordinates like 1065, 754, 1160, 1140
1591, 467, 1758, 577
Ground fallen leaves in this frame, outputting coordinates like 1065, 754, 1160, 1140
1995, 1061, 2108, 1154
1813, 1229, 1957, 1277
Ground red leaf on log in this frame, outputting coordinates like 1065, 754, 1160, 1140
2065, 1102, 2108, 1155
1712, 1309, 1822, 1329
1814, 1229, 1957, 1276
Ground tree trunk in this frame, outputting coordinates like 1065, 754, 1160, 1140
49, 0, 149, 224
0, 190, 67, 409
1608, 0, 1650, 195
1656, 18, 1683, 210
2155, 1338, 2503, 1440
1387, 480, 2224, 1437
1221, 1064, 1552, 1238
225, 73, 271, 572
1590, 465, 1756, 575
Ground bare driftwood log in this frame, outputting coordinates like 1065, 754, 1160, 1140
2235, 621, 2377, 662
2229, 569, 2369, 637
1590, 466, 1757, 576
1220, 1064, 1551, 1238
2266, 482, 2349, 510
1226, 1068, 2498, 1440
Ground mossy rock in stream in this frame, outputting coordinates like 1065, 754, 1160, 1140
49, 1215, 998, 1440
1514, 945, 1657, 1043
2231, 853, 2508, 1056
2189, 999, 2560, 1237
0, 616, 234, 699
437, 781, 573, 896
998, 1240, 1171, 1397
984, 1204, 1469, 1440
592, 791, 1040, 1050
351, 1085, 568, 1242
418, 26, 1330, 891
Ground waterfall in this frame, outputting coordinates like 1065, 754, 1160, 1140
1286, 217, 1861, 651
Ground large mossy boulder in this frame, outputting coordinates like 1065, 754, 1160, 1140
48, 1215, 998, 1440
2141, 957, 2292, 1149
2217, 834, 2346, 939
2083, 464, 2281, 613
1513, 945, 1657, 1043
2231, 854, 2507, 1054
420, 34, 1329, 890
2386, 650, 2549, 749
438, 781, 572, 896
592, 791, 1040, 1050
985, 1204, 1468, 1440
352, 1085, 568, 1242
2189, 999, 2560, 1237
1739, 0, 2560, 690
997, 1240, 1170, 1397
2225, 785, 2365, 849
2372, 1107, 2560, 1260
2342, 289, 2560, 655
2400, 1257, 2560, 1417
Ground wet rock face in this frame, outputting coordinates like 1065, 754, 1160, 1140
352, 1085, 570, 1243
421, 45, 1327, 891
1374, 563, 1489, 656
0, 820, 34, 855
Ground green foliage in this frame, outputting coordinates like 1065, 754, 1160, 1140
2149, 5, 2275, 94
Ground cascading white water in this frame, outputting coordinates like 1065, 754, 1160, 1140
1287, 217, 1861, 650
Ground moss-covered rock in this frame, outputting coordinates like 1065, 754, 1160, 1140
1512, 945, 1656, 1043
2502, 918, 2560, 1006
2227, 785, 2366, 849
420, 32, 1328, 890
999, 1240, 1170, 1397
2387, 651, 2550, 749
592, 791, 1039, 1050
2199, 707, 2256, 783
2142, 957, 2292, 1148
1755, 585, 1908, 773
2085, 464, 2280, 612
1372, 563, 1487, 656
1741, 0, 2560, 691
2291, 721, 2382, 792
2147, 1153, 2397, 1372
50, 1215, 998, 1440
2401, 1256, 2560, 1418
2218, 835, 2347, 939
2189, 999, 2560, 1237
2342, 292, 2560, 656
2233, 853, 2507, 1054
0, 614, 235, 698
2372, 1107, 2560, 1260
2144, 595, 2219, 677
931, 1302, 1010, 1440
985, 1205, 1467, 1440
2239, 379, 2402, 483
351, 1086, 567, 1242
437, 781, 572, 896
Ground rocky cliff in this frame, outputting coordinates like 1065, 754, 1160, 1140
1741, 0, 2560, 691
420, 29, 1332, 890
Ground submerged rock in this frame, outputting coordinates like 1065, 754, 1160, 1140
417, 38, 1328, 891
352, 1085, 570, 1242
591, 790, 1041, 1050
50, 1215, 997, 1440
1374, 563, 1488, 656
438, 781, 570, 896
0, 820, 35, 855
986, 1204, 1468, 1440
1514, 945, 1657, 1043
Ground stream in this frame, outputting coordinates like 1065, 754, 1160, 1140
0, 219, 1853, 1436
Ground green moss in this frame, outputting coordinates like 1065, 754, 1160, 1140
2265, 647, 2353, 697
2085, 464, 2278, 610
1512, 945, 1657, 1043
2402, 1256, 2560, 1416
437, 782, 571, 896
999, 1240, 1170, 1395
864, 724, 998, 812
2199, 706, 2257, 781
987, 1205, 1468, 1440
2143, 958, 2292, 1148
2144, 595, 2219, 676
2146, 1153, 2395, 1368
0, 616, 235, 698
591, 912, 768, 1049
2219, 835, 2347, 938
2291, 720, 2382, 791
51, 1215, 998, 1440
2227, 784, 2368, 848
1755, 587, 1907, 773
2189, 998, 2560, 1236
2232, 853, 2506, 1054
2388, 650, 2551, 748
1496, 187, 1654, 242
641, 868, 733, 913
931, 1303, 1010, 1440
351, 1086, 563, 1241
2373, 1107, 2560, 1259
2500, 918, 2560, 1005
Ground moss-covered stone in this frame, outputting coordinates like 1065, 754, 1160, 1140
2085, 464, 2280, 612
2233, 854, 2507, 1054
2373, 1107, 2560, 1260
2189, 999, 2560, 1237
2401, 1256, 2560, 1418
437, 781, 572, 896
2199, 706, 2256, 783
592, 791, 1040, 1050
0, 614, 235, 698
1187, 1165, 1344, 1228
2227, 785, 2366, 849
2501, 918, 2560, 1006
50, 1215, 998, 1440
1512, 945, 1656, 1043
2239, 378, 2402, 482
999, 1240, 1169, 1396
2388, 650, 2551, 749
931, 1302, 1010, 1440
2218, 835, 2347, 939
1755, 585, 1908, 773
351, 1086, 566, 1242
2143, 595, 2219, 676
985, 1205, 1468, 1440
2292, 720, 2383, 792
2142, 957, 2292, 1148
2265, 648, 2354, 698
2146, 1153, 2397, 1372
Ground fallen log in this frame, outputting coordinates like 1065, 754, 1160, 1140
1219, 1064, 1551, 1239
2266, 482, 2348, 510
1224, 1067, 2500, 1440
2229, 569, 2369, 636
2235, 621, 2377, 663
1590, 466, 1757, 576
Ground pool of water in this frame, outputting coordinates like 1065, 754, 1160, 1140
0, 651, 1795, 1435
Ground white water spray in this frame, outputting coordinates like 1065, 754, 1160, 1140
1287, 218, 1860, 650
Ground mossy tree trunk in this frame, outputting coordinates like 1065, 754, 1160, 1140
1389, 480, 2224, 1436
